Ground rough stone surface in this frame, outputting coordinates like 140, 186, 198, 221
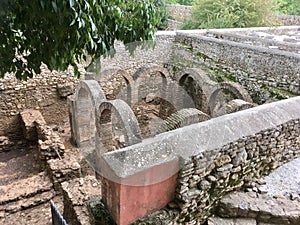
174, 27, 300, 101
217, 191, 300, 224
20, 109, 46, 141
208, 217, 256, 225
61, 176, 101, 225
258, 157, 300, 196
57, 82, 75, 97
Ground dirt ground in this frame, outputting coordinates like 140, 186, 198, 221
0, 114, 71, 225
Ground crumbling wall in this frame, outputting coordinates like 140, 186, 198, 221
0, 67, 80, 138
20, 109, 65, 168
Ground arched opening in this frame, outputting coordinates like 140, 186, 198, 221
72, 80, 106, 148
98, 108, 120, 152
132, 96, 176, 139
179, 74, 204, 111
99, 68, 133, 106
209, 82, 253, 117
96, 100, 142, 153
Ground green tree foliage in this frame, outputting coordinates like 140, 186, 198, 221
276, 0, 300, 15
181, 0, 278, 29
0, 0, 161, 80
154, 0, 168, 30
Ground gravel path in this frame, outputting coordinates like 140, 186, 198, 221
259, 156, 300, 196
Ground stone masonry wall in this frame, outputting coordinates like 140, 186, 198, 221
0, 66, 80, 138
100, 97, 300, 224
173, 31, 300, 97
277, 14, 300, 25
168, 119, 300, 224
167, 5, 192, 22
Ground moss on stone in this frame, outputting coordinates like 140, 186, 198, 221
180, 41, 193, 51
207, 67, 237, 83
266, 86, 297, 100
196, 52, 212, 61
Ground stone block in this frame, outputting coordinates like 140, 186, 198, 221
20, 109, 46, 141
208, 217, 256, 225
57, 82, 75, 97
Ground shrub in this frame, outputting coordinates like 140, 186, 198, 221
181, 0, 279, 29
276, 0, 300, 15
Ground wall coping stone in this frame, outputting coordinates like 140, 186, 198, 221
176, 25, 300, 34
101, 96, 300, 179
175, 30, 300, 60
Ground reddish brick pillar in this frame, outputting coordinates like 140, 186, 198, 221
98, 157, 179, 225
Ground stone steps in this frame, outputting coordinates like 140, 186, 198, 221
215, 191, 300, 225
0, 172, 55, 215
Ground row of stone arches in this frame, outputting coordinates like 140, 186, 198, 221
70, 64, 254, 157
97, 64, 253, 117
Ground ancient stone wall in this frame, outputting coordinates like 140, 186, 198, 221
167, 5, 192, 22
100, 33, 176, 73
0, 67, 80, 138
20, 109, 65, 168
99, 96, 300, 224
173, 29, 300, 98
277, 14, 300, 25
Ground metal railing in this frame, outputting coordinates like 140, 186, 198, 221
50, 200, 68, 225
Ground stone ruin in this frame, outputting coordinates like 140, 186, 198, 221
0, 25, 300, 225
66, 62, 300, 225
69, 64, 254, 151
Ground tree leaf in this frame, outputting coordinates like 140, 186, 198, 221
52, 1, 58, 13
69, 0, 74, 7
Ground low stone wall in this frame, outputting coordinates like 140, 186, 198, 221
100, 32, 176, 74
277, 14, 300, 25
99, 96, 300, 224
167, 4, 192, 22
174, 28, 300, 97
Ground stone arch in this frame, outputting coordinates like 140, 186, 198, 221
133, 63, 170, 103
98, 66, 133, 106
96, 99, 142, 153
157, 108, 210, 134
176, 68, 212, 113
72, 80, 106, 148
209, 81, 253, 117
214, 99, 256, 117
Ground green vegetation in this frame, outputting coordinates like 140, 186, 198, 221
165, 0, 300, 15
154, 0, 169, 30
0, 0, 161, 80
276, 0, 300, 15
266, 86, 297, 99
165, 0, 195, 6
181, 0, 278, 29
